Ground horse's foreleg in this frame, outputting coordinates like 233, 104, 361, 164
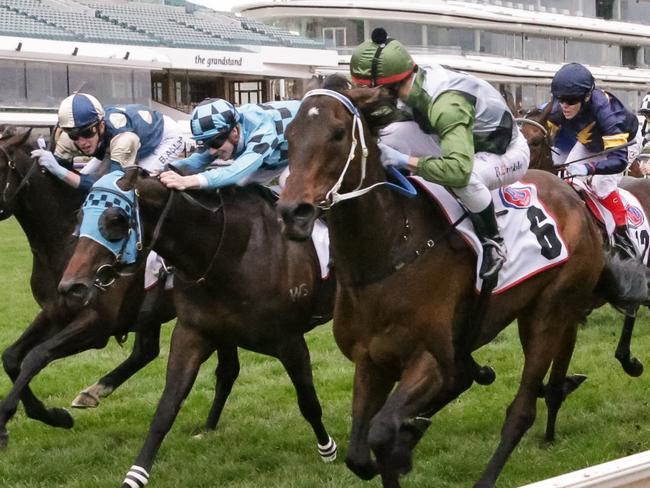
346, 355, 394, 481
275, 335, 336, 462
122, 322, 212, 488
544, 325, 582, 443
204, 345, 239, 431
615, 307, 644, 377
475, 322, 561, 488
72, 319, 162, 409
0, 313, 109, 447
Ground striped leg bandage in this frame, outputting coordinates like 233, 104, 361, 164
123, 465, 150, 488
318, 436, 338, 463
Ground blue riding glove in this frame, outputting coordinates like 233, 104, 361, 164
31, 149, 69, 180
377, 142, 410, 169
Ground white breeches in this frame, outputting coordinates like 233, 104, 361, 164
552, 141, 621, 198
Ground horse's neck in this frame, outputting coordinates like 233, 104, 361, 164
13, 167, 80, 271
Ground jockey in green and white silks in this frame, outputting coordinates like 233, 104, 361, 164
350, 28, 530, 283
160, 98, 300, 190
30, 93, 186, 192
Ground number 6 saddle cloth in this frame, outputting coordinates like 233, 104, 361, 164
410, 176, 569, 294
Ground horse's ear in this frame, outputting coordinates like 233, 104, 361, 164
0, 128, 32, 151
346, 87, 384, 112
540, 99, 554, 121
117, 166, 138, 191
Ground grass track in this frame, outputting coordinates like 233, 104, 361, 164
0, 216, 649, 487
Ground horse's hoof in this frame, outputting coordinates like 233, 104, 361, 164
622, 358, 644, 377
474, 365, 496, 385
47, 407, 74, 429
318, 436, 337, 463
71, 391, 100, 409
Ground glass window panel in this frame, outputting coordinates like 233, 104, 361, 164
25, 62, 67, 107
133, 70, 151, 105
0, 60, 26, 106
523, 36, 564, 62
426, 26, 474, 54
481, 31, 522, 58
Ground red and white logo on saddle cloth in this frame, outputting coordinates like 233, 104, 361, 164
410, 177, 569, 294
570, 179, 650, 264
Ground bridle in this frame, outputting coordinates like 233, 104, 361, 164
301, 89, 415, 210
0, 144, 39, 216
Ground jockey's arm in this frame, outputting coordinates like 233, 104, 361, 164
170, 149, 214, 173
47, 131, 91, 191
413, 91, 475, 188
109, 131, 141, 171
588, 101, 632, 175
194, 150, 266, 189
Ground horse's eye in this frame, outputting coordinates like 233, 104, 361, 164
332, 128, 345, 142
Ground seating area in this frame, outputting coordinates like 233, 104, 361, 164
0, 0, 325, 50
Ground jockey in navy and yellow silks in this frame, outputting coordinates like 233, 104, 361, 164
30, 93, 185, 192
548, 63, 638, 256
159, 98, 300, 190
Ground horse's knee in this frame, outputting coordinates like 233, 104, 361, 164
215, 361, 239, 383
2, 346, 21, 377
368, 416, 399, 454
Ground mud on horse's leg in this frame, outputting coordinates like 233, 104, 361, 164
345, 355, 394, 481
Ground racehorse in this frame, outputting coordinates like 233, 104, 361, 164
517, 107, 648, 377
58, 169, 337, 487
0, 129, 178, 446
277, 88, 648, 487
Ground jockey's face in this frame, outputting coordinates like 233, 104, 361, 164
208, 124, 240, 160
396, 73, 416, 101
559, 99, 582, 120
73, 121, 104, 156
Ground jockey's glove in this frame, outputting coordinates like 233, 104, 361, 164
30, 149, 69, 180
566, 162, 593, 177
377, 142, 410, 169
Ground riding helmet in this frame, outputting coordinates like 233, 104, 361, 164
58, 93, 105, 129
551, 63, 595, 99
639, 93, 650, 115
190, 98, 241, 141
350, 28, 415, 87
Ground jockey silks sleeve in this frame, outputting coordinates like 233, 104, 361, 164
414, 91, 476, 188
53, 131, 97, 192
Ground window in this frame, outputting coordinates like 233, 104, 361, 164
595, 0, 614, 19
323, 27, 346, 48
0, 60, 26, 106
152, 81, 163, 102
26, 62, 67, 107
622, 46, 639, 67
233, 81, 263, 105
175, 80, 183, 105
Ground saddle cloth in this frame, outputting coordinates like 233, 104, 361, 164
144, 251, 174, 291
570, 179, 650, 265
411, 177, 569, 294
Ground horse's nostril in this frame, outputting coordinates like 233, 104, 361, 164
65, 283, 90, 302
294, 203, 317, 220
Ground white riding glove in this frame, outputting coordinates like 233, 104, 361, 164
377, 142, 410, 169
30, 149, 69, 180
566, 162, 590, 177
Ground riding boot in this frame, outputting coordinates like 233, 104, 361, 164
468, 202, 507, 286
599, 190, 636, 259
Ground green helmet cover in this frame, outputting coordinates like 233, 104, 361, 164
350, 28, 415, 87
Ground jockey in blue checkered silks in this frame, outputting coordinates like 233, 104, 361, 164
30, 93, 186, 192
160, 98, 300, 190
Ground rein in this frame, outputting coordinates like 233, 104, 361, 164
0, 146, 39, 214
302, 89, 416, 209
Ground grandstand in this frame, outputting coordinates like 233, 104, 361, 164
0, 0, 338, 127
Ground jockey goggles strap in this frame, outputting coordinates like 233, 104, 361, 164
371, 39, 392, 88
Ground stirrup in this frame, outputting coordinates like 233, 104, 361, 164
480, 238, 507, 280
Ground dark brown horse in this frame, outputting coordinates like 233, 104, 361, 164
0, 130, 179, 446
277, 88, 648, 487
58, 170, 337, 487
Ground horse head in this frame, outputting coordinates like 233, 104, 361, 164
517, 103, 557, 174
278, 87, 384, 240
0, 128, 33, 219
59, 170, 148, 308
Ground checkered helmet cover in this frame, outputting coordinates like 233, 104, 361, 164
639, 94, 650, 114
190, 98, 241, 141
58, 93, 105, 129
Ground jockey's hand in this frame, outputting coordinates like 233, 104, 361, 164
377, 142, 410, 169
30, 149, 69, 180
160, 170, 206, 190
566, 162, 590, 177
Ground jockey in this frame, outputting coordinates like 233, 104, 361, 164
638, 93, 650, 146
349, 28, 530, 283
159, 97, 299, 190
548, 63, 638, 256
30, 93, 185, 192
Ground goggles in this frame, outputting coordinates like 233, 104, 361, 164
64, 123, 99, 141
204, 129, 232, 150
557, 95, 584, 106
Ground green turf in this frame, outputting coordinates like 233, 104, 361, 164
0, 216, 649, 487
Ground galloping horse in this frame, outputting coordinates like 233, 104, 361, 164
277, 88, 647, 487
58, 170, 337, 487
0, 129, 177, 446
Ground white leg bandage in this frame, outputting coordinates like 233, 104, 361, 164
122, 465, 150, 488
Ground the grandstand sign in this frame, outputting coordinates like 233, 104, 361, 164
161, 48, 262, 74
194, 55, 243, 68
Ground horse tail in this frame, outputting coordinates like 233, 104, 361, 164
595, 251, 649, 307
